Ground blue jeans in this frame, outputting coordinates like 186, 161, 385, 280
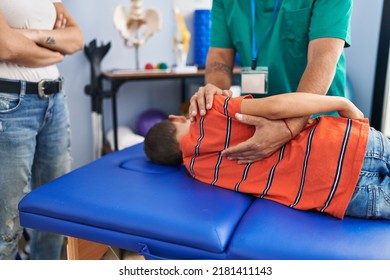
345, 127, 390, 219
0, 79, 71, 260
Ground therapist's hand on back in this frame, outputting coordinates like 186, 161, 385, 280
221, 114, 292, 163
189, 86, 293, 163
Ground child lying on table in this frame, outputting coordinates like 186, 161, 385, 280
144, 93, 390, 220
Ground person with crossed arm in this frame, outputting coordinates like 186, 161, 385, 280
0, 0, 84, 260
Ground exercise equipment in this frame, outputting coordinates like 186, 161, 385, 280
157, 62, 168, 70
136, 109, 167, 136
18, 143, 390, 260
144, 63, 154, 70
193, 9, 211, 68
84, 39, 111, 159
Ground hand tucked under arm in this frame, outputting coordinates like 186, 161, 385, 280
16, 3, 84, 55
0, 12, 64, 67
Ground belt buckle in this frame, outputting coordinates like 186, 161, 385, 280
37, 79, 51, 99
37, 78, 63, 99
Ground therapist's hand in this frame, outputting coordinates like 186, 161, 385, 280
221, 114, 292, 163
189, 83, 231, 121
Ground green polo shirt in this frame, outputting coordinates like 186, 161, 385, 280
211, 0, 352, 98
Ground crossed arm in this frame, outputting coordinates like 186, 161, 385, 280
17, 3, 84, 55
0, 3, 83, 68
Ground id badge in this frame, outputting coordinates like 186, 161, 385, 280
241, 67, 268, 95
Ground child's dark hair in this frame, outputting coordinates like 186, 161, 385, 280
144, 120, 183, 166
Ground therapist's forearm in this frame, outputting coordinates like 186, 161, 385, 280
287, 60, 335, 133
205, 61, 232, 90
205, 47, 235, 90
297, 38, 344, 95
296, 56, 337, 95
286, 38, 345, 135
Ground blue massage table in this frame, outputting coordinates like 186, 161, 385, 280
18, 143, 390, 260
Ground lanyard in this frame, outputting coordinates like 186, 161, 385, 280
251, 0, 281, 69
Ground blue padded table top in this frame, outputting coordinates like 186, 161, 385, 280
19, 143, 390, 260
19, 143, 255, 257
228, 199, 390, 260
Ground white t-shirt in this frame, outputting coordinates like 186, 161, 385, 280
0, 0, 62, 81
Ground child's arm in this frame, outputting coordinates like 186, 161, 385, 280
240, 92, 364, 119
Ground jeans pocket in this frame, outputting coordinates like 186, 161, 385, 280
347, 184, 390, 219
345, 185, 373, 219
0, 93, 22, 113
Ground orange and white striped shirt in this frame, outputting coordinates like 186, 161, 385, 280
180, 95, 369, 219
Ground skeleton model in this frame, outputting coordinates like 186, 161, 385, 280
113, 0, 162, 69
173, 7, 190, 69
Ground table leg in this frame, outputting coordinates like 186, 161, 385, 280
66, 237, 109, 260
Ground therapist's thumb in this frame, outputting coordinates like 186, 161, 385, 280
235, 113, 266, 127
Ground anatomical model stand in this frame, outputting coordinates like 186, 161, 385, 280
113, 0, 162, 70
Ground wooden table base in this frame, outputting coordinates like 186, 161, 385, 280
66, 237, 109, 260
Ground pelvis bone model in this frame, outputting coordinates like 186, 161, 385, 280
113, 0, 162, 50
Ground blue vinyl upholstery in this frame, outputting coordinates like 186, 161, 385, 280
18, 143, 390, 259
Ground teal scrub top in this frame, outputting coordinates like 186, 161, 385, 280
210, 0, 352, 98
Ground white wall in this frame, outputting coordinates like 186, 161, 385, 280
60, 0, 384, 169
61, 0, 211, 168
